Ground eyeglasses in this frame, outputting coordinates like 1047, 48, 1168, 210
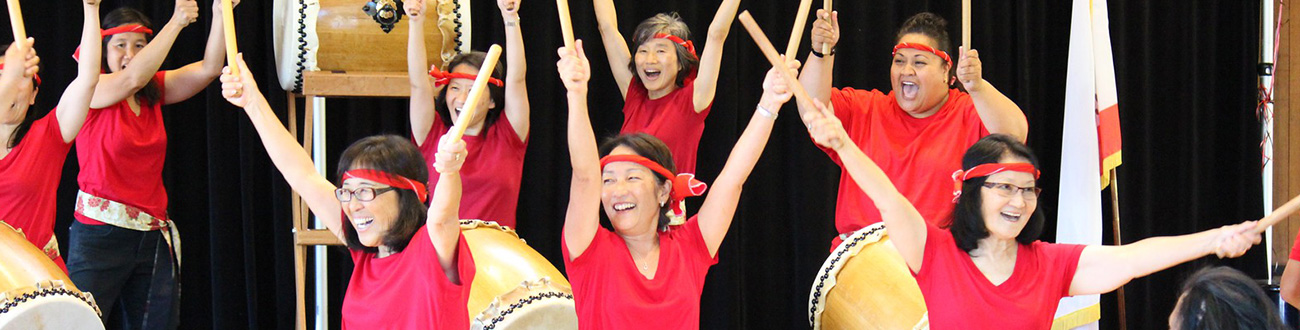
981, 182, 1042, 201
335, 187, 398, 202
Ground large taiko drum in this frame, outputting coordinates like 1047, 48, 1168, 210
459, 220, 578, 330
0, 222, 103, 330
807, 222, 929, 330
272, 0, 469, 91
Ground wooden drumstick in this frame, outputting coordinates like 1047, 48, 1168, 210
7, 0, 26, 50
448, 44, 503, 143
220, 0, 240, 96
556, 0, 575, 50
738, 11, 813, 107
822, 0, 832, 55
1254, 194, 1300, 234
961, 0, 971, 52
785, 0, 813, 58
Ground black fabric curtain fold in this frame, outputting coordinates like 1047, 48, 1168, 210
1, 0, 1262, 328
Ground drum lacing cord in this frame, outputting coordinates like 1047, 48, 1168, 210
292, 0, 309, 91
480, 291, 573, 330
0, 280, 102, 317
808, 225, 883, 325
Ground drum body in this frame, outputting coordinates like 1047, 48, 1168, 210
0, 223, 103, 330
808, 223, 929, 330
460, 220, 578, 330
272, 0, 468, 91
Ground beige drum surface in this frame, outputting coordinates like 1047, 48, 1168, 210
808, 223, 928, 330
272, 0, 466, 91
0, 222, 103, 330
460, 220, 577, 330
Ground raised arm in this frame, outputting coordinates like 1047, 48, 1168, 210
91, 0, 198, 108
956, 48, 1027, 142
591, 0, 632, 97
162, 0, 241, 105
696, 58, 795, 257
1282, 259, 1300, 308
689, 0, 740, 113
428, 133, 467, 283
559, 41, 602, 260
499, 0, 530, 140
804, 98, 927, 270
1068, 221, 1260, 296
55, 0, 103, 143
220, 54, 345, 241
795, 10, 838, 126
0, 41, 38, 119
406, 0, 437, 146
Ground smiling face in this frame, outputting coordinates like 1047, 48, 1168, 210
443, 63, 496, 129
633, 38, 681, 96
890, 33, 951, 118
106, 32, 148, 74
601, 146, 671, 236
977, 156, 1038, 241
340, 176, 401, 248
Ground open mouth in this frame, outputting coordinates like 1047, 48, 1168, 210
999, 211, 1021, 223
643, 69, 662, 80
354, 217, 375, 231
900, 81, 919, 99
613, 202, 636, 212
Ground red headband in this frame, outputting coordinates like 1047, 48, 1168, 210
892, 42, 952, 67
428, 66, 504, 88
599, 154, 708, 218
341, 169, 429, 204
74, 24, 156, 62
950, 163, 1040, 202
0, 63, 39, 86
653, 33, 696, 57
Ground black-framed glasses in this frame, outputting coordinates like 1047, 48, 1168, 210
981, 182, 1042, 201
335, 187, 398, 202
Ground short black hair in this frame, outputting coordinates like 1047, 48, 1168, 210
101, 7, 161, 106
1173, 266, 1285, 330
896, 12, 955, 80
599, 133, 675, 231
435, 51, 506, 131
949, 134, 1046, 252
336, 135, 430, 253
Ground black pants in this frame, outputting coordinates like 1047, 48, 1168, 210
66, 221, 179, 330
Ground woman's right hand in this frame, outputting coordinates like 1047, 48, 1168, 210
805, 99, 849, 151
172, 0, 201, 27
810, 9, 839, 53
2, 39, 38, 81
404, 0, 425, 20
434, 133, 468, 174
219, 53, 263, 108
557, 40, 590, 95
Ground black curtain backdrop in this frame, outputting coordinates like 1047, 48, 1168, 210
1, 0, 1263, 329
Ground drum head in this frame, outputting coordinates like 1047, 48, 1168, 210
0, 295, 103, 330
808, 223, 928, 330
471, 278, 577, 330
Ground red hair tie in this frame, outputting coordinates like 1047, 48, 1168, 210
599, 154, 708, 218
0, 63, 39, 86
892, 42, 952, 67
653, 33, 696, 57
428, 66, 504, 88
74, 24, 155, 62
341, 169, 429, 204
950, 163, 1040, 202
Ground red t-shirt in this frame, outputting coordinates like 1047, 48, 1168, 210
1290, 229, 1300, 261
343, 225, 475, 330
914, 223, 1086, 329
562, 216, 719, 330
0, 113, 72, 271
620, 78, 711, 175
75, 71, 169, 224
418, 115, 527, 228
824, 88, 988, 249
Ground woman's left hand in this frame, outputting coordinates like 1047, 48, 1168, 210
758, 56, 800, 111
498, 0, 519, 16
956, 47, 985, 92
434, 133, 467, 174
1212, 221, 1262, 258
212, 0, 240, 12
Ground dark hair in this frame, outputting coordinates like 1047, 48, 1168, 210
628, 13, 699, 88
435, 52, 506, 131
336, 135, 430, 253
598, 133, 675, 231
102, 7, 161, 107
949, 134, 1046, 252
1, 42, 41, 149
1173, 266, 1285, 330
896, 12, 955, 78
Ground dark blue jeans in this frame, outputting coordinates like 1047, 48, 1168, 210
66, 221, 179, 330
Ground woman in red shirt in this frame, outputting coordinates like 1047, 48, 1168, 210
221, 56, 475, 329
804, 104, 1262, 329
406, 0, 530, 228
65, 1, 234, 327
559, 40, 796, 329
798, 12, 1029, 250
0, 0, 100, 272
591, 0, 739, 176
